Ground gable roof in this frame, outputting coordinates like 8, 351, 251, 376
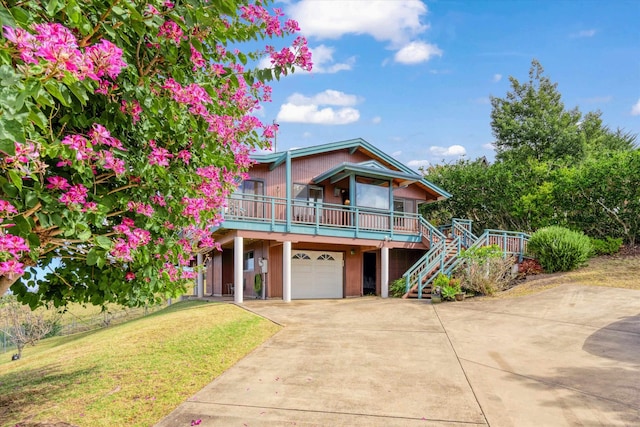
251, 138, 451, 200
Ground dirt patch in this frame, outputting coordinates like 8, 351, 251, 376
492, 254, 640, 299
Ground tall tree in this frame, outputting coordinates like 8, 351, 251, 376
0, 0, 312, 308
490, 59, 583, 163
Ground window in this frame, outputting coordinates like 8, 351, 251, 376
355, 177, 390, 210
393, 198, 415, 214
293, 184, 323, 203
293, 184, 323, 221
317, 254, 335, 261
292, 253, 311, 260
237, 180, 264, 196
244, 251, 254, 271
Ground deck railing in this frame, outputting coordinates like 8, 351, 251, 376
223, 193, 422, 236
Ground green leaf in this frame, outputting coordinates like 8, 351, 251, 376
68, 82, 89, 105
95, 235, 112, 250
77, 229, 92, 241
46, 0, 60, 17
8, 170, 22, 191
25, 191, 38, 208
29, 109, 48, 130
27, 232, 40, 247
44, 81, 72, 107
10, 215, 32, 234
86, 248, 99, 266
0, 118, 25, 145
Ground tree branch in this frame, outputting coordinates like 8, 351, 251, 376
79, 0, 121, 47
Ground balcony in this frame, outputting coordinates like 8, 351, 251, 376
218, 193, 426, 243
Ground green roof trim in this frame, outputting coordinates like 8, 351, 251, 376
251, 138, 451, 199
313, 162, 422, 185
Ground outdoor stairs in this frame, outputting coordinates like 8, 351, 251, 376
402, 219, 530, 299
404, 237, 457, 299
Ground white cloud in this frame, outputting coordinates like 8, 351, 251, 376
631, 99, 640, 116
394, 41, 442, 64
429, 145, 467, 157
392, 150, 402, 157
288, 0, 428, 46
276, 90, 361, 125
492, 73, 502, 83
302, 132, 312, 138
571, 29, 597, 38
372, 116, 382, 124
482, 143, 495, 150
407, 159, 430, 169
310, 45, 355, 73
287, 90, 360, 106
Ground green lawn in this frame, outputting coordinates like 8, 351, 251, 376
0, 301, 280, 427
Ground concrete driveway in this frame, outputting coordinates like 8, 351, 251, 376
156, 285, 640, 426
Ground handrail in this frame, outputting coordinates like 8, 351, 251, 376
444, 229, 530, 276
402, 217, 530, 299
223, 193, 429, 238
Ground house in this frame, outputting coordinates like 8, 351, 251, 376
199, 138, 450, 302
200, 138, 528, 302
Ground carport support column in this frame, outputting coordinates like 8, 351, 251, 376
283, 241, 292, 302
196, 252, 204, 298
234, 236, 243, 304
381, 246, 389, 298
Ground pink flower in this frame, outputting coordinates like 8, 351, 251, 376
127, 201, 154, 217
148, 147, 172, 166
158, 21, 183, 44
59, 184, 88, 206
0, 200, 18, 215
61, 134, 93, 161
81, 202, 99, 213
110, 238, 132, 262
89, 124, 125, 150
0, 233, 29, 254
190, 45, 206, 70
0, 259, 24, 276
85, 39, 126, 79
46, 176, 71, 191
176, 150, 191, 165
125, 271, 136, 281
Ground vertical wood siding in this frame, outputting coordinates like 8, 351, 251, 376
268, 245, 283, 298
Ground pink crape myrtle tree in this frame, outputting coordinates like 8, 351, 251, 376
0, 0, 311, 308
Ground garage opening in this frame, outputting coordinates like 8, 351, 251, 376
363, 252, 377, 296
291, 250, 344, 299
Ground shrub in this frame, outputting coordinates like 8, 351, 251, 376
433, 273, 450, 288
589, 237, 623, 256
441, 284, 458, 301
518, 259, 543, 276
390, 278, 407, 297
527, 226, 592, 273
456, 244, 516, 295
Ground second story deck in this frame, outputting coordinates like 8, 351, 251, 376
217, 193, 441, 245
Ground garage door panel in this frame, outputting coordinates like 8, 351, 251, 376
292, 250, 343, 299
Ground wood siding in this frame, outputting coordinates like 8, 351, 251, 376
345, 248, 363, 297
389, 248, 424, 282
268, 244, 283, 298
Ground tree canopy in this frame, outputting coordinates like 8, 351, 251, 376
0, 0, 312, 308
423, 59, 638, 244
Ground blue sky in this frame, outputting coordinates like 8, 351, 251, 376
256, 0, 640, 169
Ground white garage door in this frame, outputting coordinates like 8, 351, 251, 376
291, 250, 343, 299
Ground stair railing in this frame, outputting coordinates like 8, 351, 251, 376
443, 229, 530, 276
403, 219, 446, 296
416, 235, 461, 298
